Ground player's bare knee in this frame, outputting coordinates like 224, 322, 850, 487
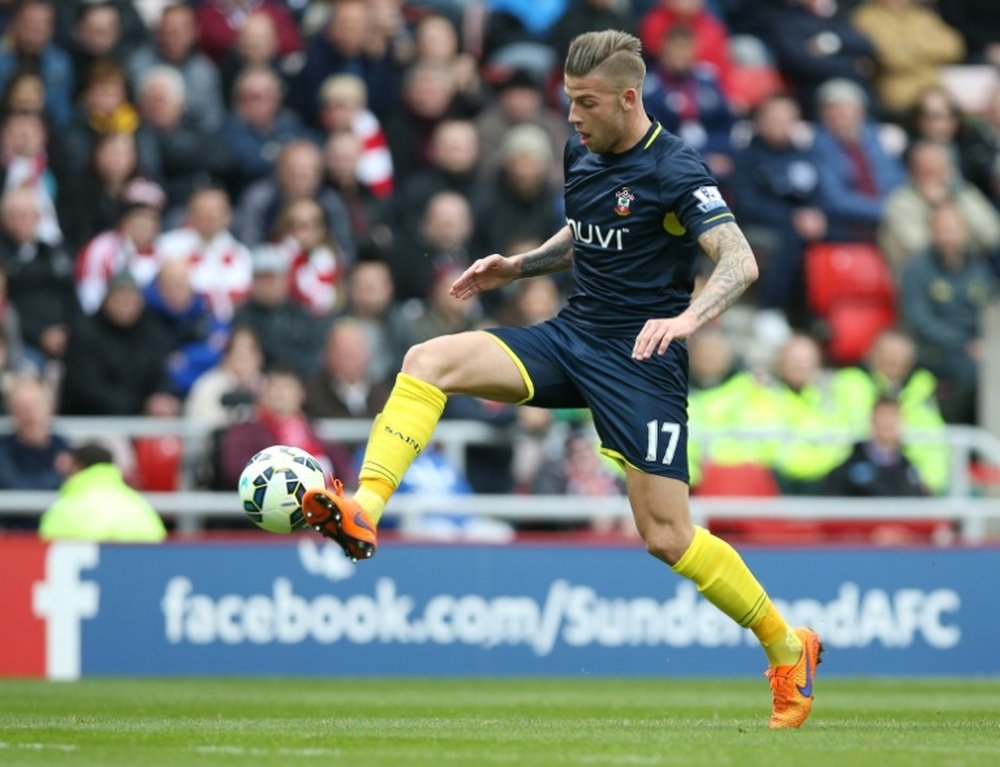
401, 339, 461, 391
641, 522, 692, 566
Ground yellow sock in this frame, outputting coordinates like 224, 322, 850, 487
354, 373, 447, 524
752, 606, 803, 668
671, 526, 800, 666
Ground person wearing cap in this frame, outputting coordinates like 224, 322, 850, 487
75, 177, 167, 314
61, 268, 179, 417
231, 243, 323, 379
476, 66, 567, 185
812, 78, 905, 242
39, 442, 167, 543
475, 124, 562, 257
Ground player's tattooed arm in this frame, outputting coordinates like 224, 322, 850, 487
516, 225, 575, 278
632, 221, 758, 360
689, 221, 759, 325
450, 226, 574, 300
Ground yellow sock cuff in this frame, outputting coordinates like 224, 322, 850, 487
358, 372, 447, 493
396, 372, 447, 412
671, 526, 769, 628
353, 484, 388, 525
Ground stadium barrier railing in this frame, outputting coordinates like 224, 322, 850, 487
0, 417, 998, 540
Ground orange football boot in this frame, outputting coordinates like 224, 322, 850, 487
766, 627, 824, 729
302, 478, 378, 561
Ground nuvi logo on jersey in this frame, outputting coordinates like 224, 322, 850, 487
613, 187, 634, 216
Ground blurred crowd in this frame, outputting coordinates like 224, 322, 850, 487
0, 0, 999, 537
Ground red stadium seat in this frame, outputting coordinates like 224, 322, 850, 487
726, 64, 785, 114
133, 436, 183, 491
805, 242, 897, 364
695, 462, 780, 497
825, 301, 897, 365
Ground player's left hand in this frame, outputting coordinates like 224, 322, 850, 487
632, 313, 699, 360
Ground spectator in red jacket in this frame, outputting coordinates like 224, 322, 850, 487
639, 0, 732, 97
196, 0, 302, 65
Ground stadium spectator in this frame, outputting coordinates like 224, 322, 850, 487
68, 0, 132, 97
643, 23, 733, 179
475, 124, 562, 256
408, 262, 482, 344
56, 58, 160, 181
231, 243, 323, 380
0, 374, 68, 490
389, 190, 475, 303
965, 86, 1000, 204
730, 94, 825, 319
0, 188, 77, 367
56, 131, 141, 255
906, 86, 998, 202
304, 317, 390, 420
763, 333, 850, 493
0, 110, 60, 246
852, 0, 965, 116
185, 325, 264, 433
136, 66, 229, 218
384, 60, 463, 185
0, 0, 74, 127
217, 365, 354, 488
412, 11, 481, 110
549, 0, 637, 62
639, 0, 732, 97
75, 178, 167, 315
531, 427, 625, 500
832, 328, 949, 493
53, 0, 148, 55
0, 70, 46, 115
272, 197, 346, 317
144, 258, 228, 397
156, 186, 252, 322
321, 130, 395, 261
316, 74, 394, 200
812, 78, 905, 242
755, 0, 877, 119
343, 259, 411, 384
128, 3, 226, 134
196, 0, 302, 65
61, 269, 179, 416
218, 10, 295, 109
900, 203, 996, 424
821, 396, 928, 497
686, 327, 777, 488
396, 118, 482, 242
0, 265, 27, 385
879, 140, 1000, 272
221, 65, 308, 198
236, 139, 354, 261
476, 68, 567, 187
294, 0, 400, 125
38, 441, 168, 543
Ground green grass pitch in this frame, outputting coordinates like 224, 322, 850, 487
1, 678, 998, 766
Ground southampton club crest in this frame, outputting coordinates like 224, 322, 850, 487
613, 187, 635, 216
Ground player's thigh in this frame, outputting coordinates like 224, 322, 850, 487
402, 330, 530, 402
625, 467, 694, 564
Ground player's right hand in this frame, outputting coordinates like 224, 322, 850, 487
450, 254, 518, 299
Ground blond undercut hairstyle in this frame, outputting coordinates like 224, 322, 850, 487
564, 30, 645, 91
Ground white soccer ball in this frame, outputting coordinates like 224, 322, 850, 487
238, 445, 327, 534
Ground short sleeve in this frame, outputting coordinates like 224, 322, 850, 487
661, 144, 736, 239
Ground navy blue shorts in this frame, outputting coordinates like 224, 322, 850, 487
487, 316, 690, 483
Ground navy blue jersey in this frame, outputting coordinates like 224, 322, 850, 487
560, 121, 735, 336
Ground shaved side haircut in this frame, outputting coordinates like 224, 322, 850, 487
564, 30, 646, 91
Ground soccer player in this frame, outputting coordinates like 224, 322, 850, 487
302, 30, 822, 729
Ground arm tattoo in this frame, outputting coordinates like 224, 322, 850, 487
689, 222, 759, 324
519, 226, 575, 278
